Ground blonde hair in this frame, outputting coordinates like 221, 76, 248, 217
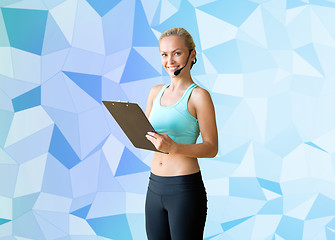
159, 28, 195, 50
159, 28, 197, 68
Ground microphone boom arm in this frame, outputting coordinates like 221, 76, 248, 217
174, 49, 193, 76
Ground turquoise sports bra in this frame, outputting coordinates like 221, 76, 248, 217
149, 83, 200, 144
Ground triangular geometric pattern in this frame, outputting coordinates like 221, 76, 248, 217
63, 71, 102, 103
41, 13, 70, 55
2, 7, 48, 55
120, 48, 161, 83
70, 204, 92, 219
0, 0, 335, 239
115, 147, 150, 177
12, 86, 41, 112
86, 0, 122, 17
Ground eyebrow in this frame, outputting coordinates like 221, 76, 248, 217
160, 48, 182, 53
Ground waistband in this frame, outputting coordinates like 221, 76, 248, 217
149, 171, 203, 184
148, 171, 205, 195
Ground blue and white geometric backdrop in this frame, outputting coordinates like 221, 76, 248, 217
1, 0, 335, 239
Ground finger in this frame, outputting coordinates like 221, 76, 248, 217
147, 131, 158, 139
146, 134, 156, 142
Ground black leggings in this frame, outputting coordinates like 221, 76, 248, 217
145, 171, 208, 240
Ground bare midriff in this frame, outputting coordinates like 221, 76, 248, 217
151, 152, 200, 176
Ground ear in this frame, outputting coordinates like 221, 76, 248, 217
191, 49, 196, 62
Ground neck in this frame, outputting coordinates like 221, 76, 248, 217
169, 76, 193, 90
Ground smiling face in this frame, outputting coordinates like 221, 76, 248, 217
159, 36, 194, 77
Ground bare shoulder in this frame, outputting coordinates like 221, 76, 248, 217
148, 84, 164, 102
152, 84, 165, 93
191, 85, 212, 103
149, 84, 165, 100
188, 86, 214, 118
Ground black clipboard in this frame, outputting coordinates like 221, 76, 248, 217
102, 100, 167, 154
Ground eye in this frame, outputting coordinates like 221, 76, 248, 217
174, 52, 181, 56
161, 53, 167, 57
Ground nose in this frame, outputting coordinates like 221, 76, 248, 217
167, 54, 174, 64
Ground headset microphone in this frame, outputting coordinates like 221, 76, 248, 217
174, 50, 192, 76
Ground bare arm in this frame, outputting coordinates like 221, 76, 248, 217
146, 88, 218, 158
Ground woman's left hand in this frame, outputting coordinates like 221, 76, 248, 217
145, 132, 176, 153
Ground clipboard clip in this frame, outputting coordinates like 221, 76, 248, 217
113, 100, 129, 106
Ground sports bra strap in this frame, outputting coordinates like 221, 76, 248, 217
154, 84, 169, 104
182, 83, 197, 103
173, 83, 197, 121
154, 83, 197, 107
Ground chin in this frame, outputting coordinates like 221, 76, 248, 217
166, 70, 176, 77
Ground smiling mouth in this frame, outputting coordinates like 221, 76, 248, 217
167, 66, 179, 71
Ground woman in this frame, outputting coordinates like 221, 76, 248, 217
144, 28, 218, 240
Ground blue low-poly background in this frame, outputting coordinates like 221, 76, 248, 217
1, 0, 335, 239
